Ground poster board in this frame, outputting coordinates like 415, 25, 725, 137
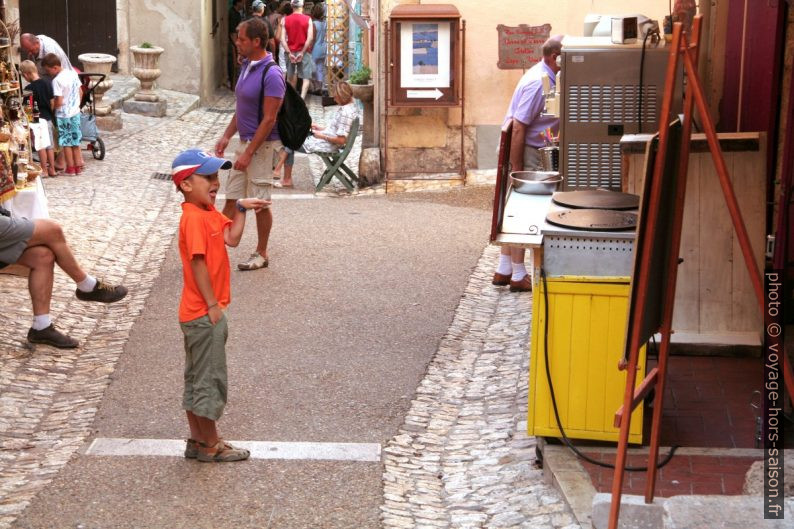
389, 5, 460, 107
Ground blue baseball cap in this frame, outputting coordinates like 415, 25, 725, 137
171, 148, 232, 187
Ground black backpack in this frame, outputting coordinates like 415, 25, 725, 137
258, 61, 311, 150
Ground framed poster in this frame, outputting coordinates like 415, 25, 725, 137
389, 4, 461, 107
400, 22, 451, 88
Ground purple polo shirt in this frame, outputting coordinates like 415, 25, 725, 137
235, 54, 286, 142
503, 60, 559, 149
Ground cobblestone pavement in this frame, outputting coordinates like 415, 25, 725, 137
381, 245, 580, 529
0, 93, 236, 528
1, 86, 576, 528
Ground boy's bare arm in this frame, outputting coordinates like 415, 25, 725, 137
190, 255, 223, 324
224, 198, 271, 247
52, 95, 63, 110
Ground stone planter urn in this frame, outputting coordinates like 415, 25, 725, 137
351, 82, 375, 148
130, 45, 164, 102
350, 82, 373, 102
77, 53, 116, 115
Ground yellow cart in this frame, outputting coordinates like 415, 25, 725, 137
528, 275, 646, 444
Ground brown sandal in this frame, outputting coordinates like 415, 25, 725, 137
197, 439, 250, 462
184, 438, 199, 459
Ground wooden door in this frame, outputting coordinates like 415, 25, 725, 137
20, 0, 118, 70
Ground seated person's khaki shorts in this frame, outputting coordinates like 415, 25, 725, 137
0, 216, 34, 269
180, 313, 229, 421
223, 140, 281, 205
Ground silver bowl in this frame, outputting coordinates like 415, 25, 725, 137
510, 171, 562, 195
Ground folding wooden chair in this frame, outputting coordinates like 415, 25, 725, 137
315, 117, 360, 192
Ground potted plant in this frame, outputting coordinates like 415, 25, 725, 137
130, 42, 165, 101
349, 65, 373, 102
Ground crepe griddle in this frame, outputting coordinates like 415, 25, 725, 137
546, 209, 638, 231
552, 190, 639, 210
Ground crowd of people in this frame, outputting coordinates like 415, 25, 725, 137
229, 0, 327, 98
18, 33, 86, 176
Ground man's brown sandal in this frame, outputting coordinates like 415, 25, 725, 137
197, 439, 250, 462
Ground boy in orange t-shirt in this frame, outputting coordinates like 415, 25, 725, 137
172, 148, 269, 462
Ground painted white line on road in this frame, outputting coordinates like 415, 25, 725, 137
270, 193, 319, 200
216, 193, 318, 201
85, 438, 381, 462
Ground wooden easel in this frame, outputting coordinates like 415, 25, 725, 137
608, 17, 794, 529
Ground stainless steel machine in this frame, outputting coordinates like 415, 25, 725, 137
559, 38, 680, 190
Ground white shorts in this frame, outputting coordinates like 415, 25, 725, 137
223, 139, 281, 204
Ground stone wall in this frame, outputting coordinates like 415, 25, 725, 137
127, 0, 201, 95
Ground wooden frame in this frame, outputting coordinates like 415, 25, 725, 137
608, 17, 794, 529
387, 4, 461, 107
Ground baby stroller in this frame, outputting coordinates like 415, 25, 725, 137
77, 73, 106, 160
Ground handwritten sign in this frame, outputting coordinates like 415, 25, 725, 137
496, 24, 551, 70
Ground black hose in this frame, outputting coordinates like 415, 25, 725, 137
638, 29, 652, 134
540, 267, 679, 471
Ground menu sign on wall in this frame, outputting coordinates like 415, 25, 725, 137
496, 24, 551, 70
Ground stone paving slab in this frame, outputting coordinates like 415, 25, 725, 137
381, 244, 581, 529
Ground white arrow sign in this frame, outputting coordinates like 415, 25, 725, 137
406, 88, 444, 100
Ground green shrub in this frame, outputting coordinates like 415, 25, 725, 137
140, 42, 154, 49
349, 65, 371, 85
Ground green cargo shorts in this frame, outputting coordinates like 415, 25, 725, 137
180, 313, 228, 421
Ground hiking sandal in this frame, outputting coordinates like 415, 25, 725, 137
184, 438, 199, 459
197, 440, 250, 463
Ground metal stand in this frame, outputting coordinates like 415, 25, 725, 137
608, 16, 794, 529
383, 20, 466, 181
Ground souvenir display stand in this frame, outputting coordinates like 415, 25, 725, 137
0, 18, 46, 218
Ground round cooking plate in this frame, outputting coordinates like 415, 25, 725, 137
552, 190, 640, 210
546, 209, 638, 231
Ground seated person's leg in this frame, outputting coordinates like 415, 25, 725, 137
25, 219, 128, 302
273, 147, 290, 177
16, 246, 54, 315
26, 219, 87, 283
280, 148, 296, 187
6, 219, 76, 348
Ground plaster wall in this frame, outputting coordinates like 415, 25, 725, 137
199, 0, 228, 102
117, 0, 130, 73
128, 0, 202, 95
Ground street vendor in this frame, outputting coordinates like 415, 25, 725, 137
492, 35, 562, 293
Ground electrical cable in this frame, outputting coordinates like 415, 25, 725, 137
540, 267, 679, 471
637, 28, 655, 134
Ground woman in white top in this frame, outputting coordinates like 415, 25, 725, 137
274, 81, 358, 188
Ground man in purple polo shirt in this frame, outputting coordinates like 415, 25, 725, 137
215, 17, 286, 271
492, 35, 562, 292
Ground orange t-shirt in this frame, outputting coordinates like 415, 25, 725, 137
178, 203, 233, 322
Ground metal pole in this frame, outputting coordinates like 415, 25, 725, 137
459, 20, 466, 178
384, 21, 390, 183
